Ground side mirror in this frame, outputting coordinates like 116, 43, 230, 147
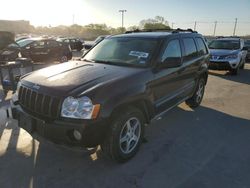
159, 57, 182, 68
242, 47, 248, 51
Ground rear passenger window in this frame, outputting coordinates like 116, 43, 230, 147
161, 39, 182, 62
47, 40, 59, 48
196, 38, 208, 55
183, 38, 198, 61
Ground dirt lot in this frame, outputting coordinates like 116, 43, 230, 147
0, 61, 250, 188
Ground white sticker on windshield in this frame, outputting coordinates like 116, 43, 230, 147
129, 51, 149, 58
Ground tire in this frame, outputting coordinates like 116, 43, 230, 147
101, 106, 145, 162
60, 55, 68, 63
231, 66, 239, 75
239, 61, 245, 70
185, 77, 205, 108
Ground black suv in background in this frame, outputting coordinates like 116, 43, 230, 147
0, 38, 72, 63
57, 38, 83, 51
11, 29, 209, 162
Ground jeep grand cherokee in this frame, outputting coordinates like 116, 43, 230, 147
11, 29, 209, 162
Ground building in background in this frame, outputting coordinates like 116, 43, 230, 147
0, 20, 34, 34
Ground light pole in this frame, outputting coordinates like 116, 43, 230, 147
194, 21, 197, 31
119, 10, 127, 29
171, 22, 175, 29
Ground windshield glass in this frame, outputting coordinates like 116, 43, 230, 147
7, 43, 19, 48
83, 37, 159, 67
17, 39, 34, 47
244, 40, 250, 47
208, 40, 240, 50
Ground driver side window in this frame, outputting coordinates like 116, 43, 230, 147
161, 39, 182, 62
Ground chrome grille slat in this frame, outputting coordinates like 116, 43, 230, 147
18, 86, 61, 119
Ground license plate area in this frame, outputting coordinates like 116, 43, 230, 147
19, 113, 34, 133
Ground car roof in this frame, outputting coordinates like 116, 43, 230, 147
111, 32, 201, 39
216, 37, 240, 41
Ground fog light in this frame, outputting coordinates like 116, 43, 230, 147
73, 130, 82, 141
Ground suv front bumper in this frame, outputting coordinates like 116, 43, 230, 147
11, 102, 108, 148
209, 58, 240, 70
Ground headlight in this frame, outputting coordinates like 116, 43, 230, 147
225, 54, 238, 59
61, 96, 100, 119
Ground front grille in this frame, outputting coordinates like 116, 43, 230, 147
18, 86, 62, 119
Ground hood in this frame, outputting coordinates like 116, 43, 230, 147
21, 61, 144, 96
209, 49, 240, 56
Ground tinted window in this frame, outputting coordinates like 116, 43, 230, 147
31, 41, 45, 48
161, 39, 181, 62
208, 40, 240, 50
196, 38, 208, 55
47, 40, 59, 48
83, 38, 158, 67
183, 38, 198, 60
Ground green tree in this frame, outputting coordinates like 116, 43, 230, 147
139, 16, 170, 30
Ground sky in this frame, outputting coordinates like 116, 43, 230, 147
1, 0, 250, 35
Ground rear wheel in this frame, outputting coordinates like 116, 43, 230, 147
185, 77, 205, 108
60, 55, 68, 63
101, 107, 145, 162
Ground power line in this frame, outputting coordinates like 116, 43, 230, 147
233, 18, 238, 36
213, 21, 217, 36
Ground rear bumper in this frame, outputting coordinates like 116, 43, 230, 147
11, 103, 108, 148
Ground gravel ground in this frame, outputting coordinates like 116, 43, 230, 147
0, 61, 250, 188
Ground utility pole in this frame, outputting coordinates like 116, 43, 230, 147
72, 14, 75, 25
194, 21, 197, 31
233, 18, 238, 36
171, 22, 175, 29
213, 21, 217, 36
119, 10, 127, 29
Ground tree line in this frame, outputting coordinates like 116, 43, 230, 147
23, 16, 171, 40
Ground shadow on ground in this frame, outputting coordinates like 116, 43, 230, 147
0, 104, 250, 188
208, 67, 250, 85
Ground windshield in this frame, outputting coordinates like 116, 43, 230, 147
83, 37, 159, 67
7, 43, 19, 48
17, 39, 34, 47
208, 40, 240, 50
244, 40, 250, 47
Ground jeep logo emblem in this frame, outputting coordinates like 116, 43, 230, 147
212, 55, 220, 60
33, 84, 40, 90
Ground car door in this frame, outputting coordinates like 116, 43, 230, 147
151, 38, 186, 114
46, 40, 61, 61
177, 37, 201, 99
29, 40, 48, 62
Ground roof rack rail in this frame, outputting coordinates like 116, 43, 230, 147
125, 28, 197, 34
216, 36, 241, 39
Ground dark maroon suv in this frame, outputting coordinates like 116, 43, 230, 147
11, 29, 209, 162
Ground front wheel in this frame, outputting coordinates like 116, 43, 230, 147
60, 55, 68, 63
239, 61, 245, 70
185, 77, 205, 108
101, 107, 145, 162
231, 66, 239, 75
